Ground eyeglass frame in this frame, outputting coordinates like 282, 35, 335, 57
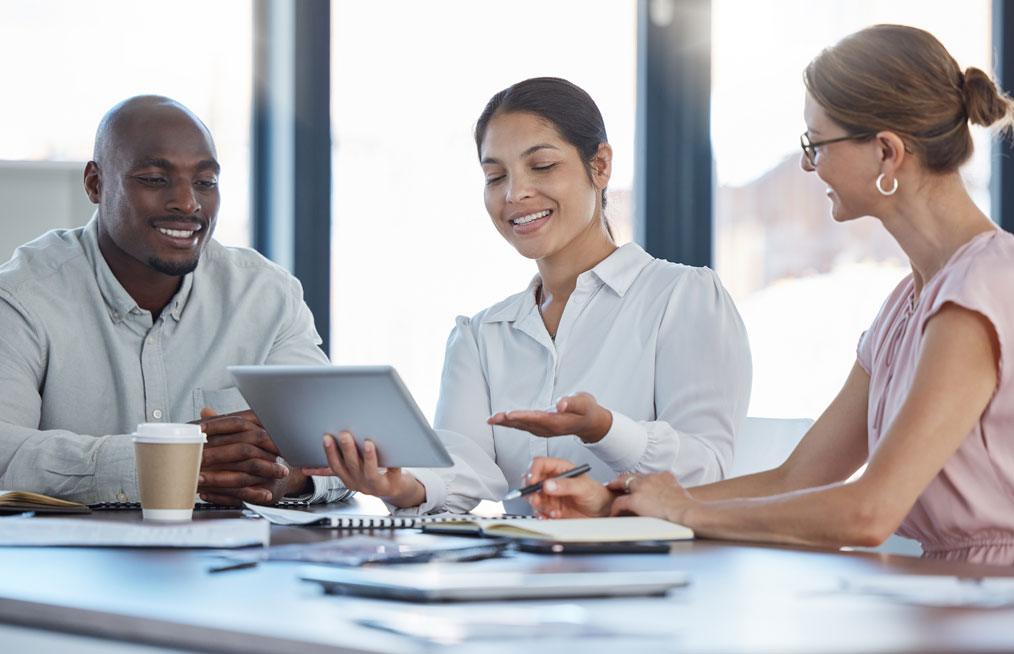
799, 131, 875, 167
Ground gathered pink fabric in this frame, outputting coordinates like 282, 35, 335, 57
857, 229, 1014, 566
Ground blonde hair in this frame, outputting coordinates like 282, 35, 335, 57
804, 24, 1014, 172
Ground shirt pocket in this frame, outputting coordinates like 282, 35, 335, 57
192, 387, 249, 419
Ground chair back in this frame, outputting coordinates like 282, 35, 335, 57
729, 417, 814, 478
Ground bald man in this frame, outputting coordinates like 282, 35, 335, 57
0, 96, 351, 505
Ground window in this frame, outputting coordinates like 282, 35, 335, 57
711, 1, 992, 418
0, 0, 253, 248
330, 0, 637, 418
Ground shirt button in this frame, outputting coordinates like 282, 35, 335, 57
152, 409, 163, 419
146, 337, 154, 345
116, 492, 128, 502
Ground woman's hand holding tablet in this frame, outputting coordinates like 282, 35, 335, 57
301, 431, 428, 508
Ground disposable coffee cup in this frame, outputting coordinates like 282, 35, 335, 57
132, 423, 207, 521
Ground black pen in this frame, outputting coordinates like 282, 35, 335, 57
503, 463, 592, 500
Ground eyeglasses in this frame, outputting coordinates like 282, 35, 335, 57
799, 132, 873, 167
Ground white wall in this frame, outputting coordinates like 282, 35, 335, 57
0, 160, 94, 263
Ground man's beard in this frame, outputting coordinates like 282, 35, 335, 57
148, 255, 200, 276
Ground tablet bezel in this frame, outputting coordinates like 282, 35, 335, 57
228, 365, 453, 469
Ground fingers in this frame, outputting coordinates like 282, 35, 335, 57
606, 474, 640, 492
199, 486, 272, 505
300, 467, 333, 477
198, 415, 257, 436
360, 439, 386, 485
492, 412, 575, 438
199, 470, 278, 489
523, 457, 578, 485
540, 476, 589, 497
609, 494, 634, 516
556, 392, 594, 414
203, 430, 278, 452
200, 455, 288, 479
203, 442, 281, 467
336, 431, 363, 477
323, 433, 353, 481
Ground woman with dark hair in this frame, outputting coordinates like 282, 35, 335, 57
522, 26, 1014, 565
303, 77, 751, 515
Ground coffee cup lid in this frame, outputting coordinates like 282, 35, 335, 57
132, 423, 207, 444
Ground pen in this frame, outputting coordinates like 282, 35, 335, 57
503, 463, 591, 500
208, 560, 259, 574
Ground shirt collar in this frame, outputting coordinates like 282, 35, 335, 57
480, 242, 654, 324
80, 215, 196, 324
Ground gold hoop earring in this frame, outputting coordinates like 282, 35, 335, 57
876, 173, 898, 196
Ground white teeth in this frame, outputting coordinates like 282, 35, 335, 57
157, 227, 196, 238
512, 210, 551, 225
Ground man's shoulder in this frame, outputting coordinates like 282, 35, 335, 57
196, 240, 300, 291
199, 240, 289, 272
0, 228, 90, 296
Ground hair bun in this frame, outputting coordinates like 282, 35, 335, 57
962, 67, 1010, 127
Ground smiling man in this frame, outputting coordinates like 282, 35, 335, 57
0, 96, 351, 506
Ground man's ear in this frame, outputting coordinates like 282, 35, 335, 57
83, 161, 101, 204
590, 142, 613, 189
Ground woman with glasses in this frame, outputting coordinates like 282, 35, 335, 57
522, 25, 1014, 565
302, 77, 751, 515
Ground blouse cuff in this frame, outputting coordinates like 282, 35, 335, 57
584, 410, 648, 473
385, 467, 446, 516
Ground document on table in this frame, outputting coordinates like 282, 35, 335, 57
0, 515, 269, 548
424, 516, 694, 542
840, 575, 1014, 608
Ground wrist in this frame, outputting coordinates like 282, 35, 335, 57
284, 468, 313, 497
386, 475, 427, 508
581, 407, 613, 444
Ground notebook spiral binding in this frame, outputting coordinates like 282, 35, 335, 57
89, 499, 311, 511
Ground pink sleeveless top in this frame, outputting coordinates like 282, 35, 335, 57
857, 229, 1014, 566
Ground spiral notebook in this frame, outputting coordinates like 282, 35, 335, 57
243, 504, 693, 543
244, 503, 528, 529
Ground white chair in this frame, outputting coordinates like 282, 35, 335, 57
731, 417, 923, 556
729, 416, 814, 478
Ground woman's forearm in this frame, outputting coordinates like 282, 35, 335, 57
680, 479, 893, 549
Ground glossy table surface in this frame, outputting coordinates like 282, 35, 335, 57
1, 497, 1012, 653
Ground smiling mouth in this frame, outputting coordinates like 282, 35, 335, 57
156, 225, 202, 239
511, 209, 551, 225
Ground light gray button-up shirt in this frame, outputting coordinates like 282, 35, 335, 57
0, 218, 351, 504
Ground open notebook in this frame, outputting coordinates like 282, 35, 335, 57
244, 503, 693, 543
0, 490, 90, 514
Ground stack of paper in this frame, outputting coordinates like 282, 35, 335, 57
0, 516, 269, 548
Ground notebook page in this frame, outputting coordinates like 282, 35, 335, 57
479, 516, 694, 542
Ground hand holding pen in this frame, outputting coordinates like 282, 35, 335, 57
513, 458, 616, 520
504, 463, 592, 500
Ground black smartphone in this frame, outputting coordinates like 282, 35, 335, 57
515, 539, 672, 554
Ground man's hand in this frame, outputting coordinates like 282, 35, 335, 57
191, 408, 311, 506
487, 392, 613, 443
524, 456, 615, 518
301, 431, 426, 508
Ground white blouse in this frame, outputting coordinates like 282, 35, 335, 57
400, 242, 752, 515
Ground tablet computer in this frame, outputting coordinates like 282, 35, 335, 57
228, 365, 453, 469
300, 564, 689, 601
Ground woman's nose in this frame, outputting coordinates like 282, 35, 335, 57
800, 152, 815, 173
505, 173, 534, 203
